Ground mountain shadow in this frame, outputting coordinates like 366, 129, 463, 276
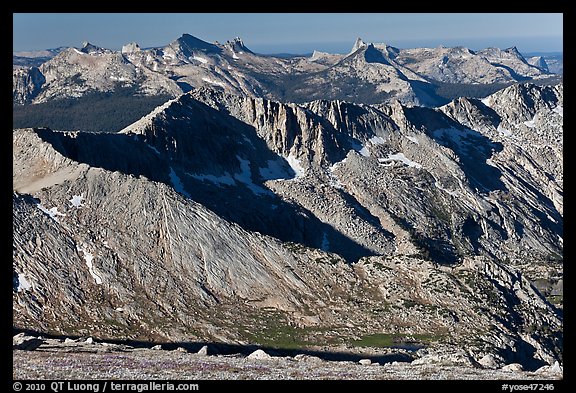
35, 116, 377, 263
402, 106, 507, 193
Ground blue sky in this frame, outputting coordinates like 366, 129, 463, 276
13, 13, 563, 54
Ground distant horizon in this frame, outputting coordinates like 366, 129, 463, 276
13, 13, 563, 54
13, 35, 563, 57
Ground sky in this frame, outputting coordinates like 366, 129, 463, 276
13, 13, 563, 54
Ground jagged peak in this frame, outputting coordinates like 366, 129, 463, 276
224, 36, 253, 54
172, 33, 220, 53
504, 46, 521, 55
121, 42, 141, 54
362, 44, 390, 65
350, 37, 367, 54
80, 41, 108, 54
528, 56, 549, 72
310, 50, 327, 61
504, 46, 526, 61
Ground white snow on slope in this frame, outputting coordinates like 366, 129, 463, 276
481, 97, 491, 107
524, 114, 537, 128
260, 158, 290, 180
330, 156, 348, 172
553, 106, 563, 117
202, 77, 225, 88
369, 136, 386, 145
234, 156, 272, 195
405, 135, 420, 145
321, 232, 330, 251
147, 144, 161, 155
351, 140, 370, 157
379, 153, 422, 169
190, 172, 236, 186
110, 76, 129, 82
432, 127, 468, 148
287, 154, 306, 178
169, 167, 191, 198
434, 181, 460, 197
16, 273, 32, 292
497, 124, 513, 137
69, 194, 84, 208
77, 245, 103, 285
193, 55, 208, 64
36, 203, 66, 222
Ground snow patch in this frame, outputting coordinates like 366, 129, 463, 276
553, 106, 563, 117
169, 167, 191, 198
434, 181, 459, 197
524, 114, 537, 128
147, 145, 161, 155
328, 158, 347, 189
232, 52, 239, 60
330, 156, 348, 172
17, 273, 32, 292
202, 77, 225, 87
77, 245, 103, 285
369, 136, 386, 145
242, 135, 255, 148
287, 154, 305, 178
260, 158, 289, 180
359, 146, 371, 157
69, 194, 84, 208
497, 124, 513, 137
193, 55, 208, 64
321, 233, 330, 251
36, 203, 66, 222
405, 135, 420, 145
72, 48, 85, 55
486, 158, 498, 168
110, 75, 129, 82
351, 140, 370, 157
234, 156, 272, 195
189, 172, 236, 187
378, 153, 422, 169
481, 97, 491, 107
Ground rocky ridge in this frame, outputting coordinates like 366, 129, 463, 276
13, 81, 562, 370
13, 35, 554, 107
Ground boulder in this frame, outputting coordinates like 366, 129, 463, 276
550, 361, 563, 374
247, 349, 271, 360
13, 333, 43, 351
478, 354, 501, 369
197, 345, 209, 356
501, 363, 524, 372
294, 354, 322, 363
